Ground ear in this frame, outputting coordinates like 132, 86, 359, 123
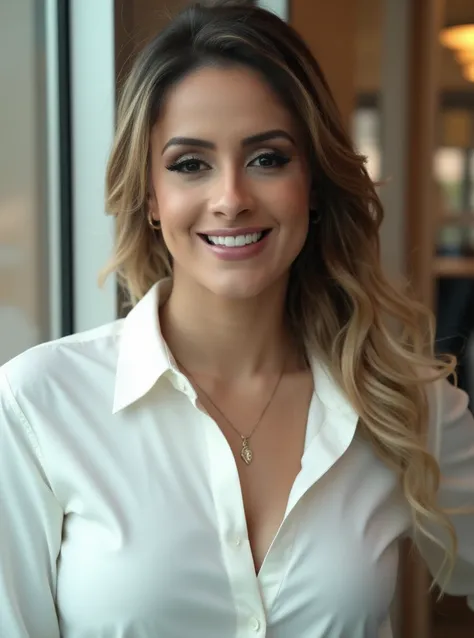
147, 186, 160, 222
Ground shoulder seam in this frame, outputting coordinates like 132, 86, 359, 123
0, 369, 46, 466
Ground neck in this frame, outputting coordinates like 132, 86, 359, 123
160, 276, 295, 379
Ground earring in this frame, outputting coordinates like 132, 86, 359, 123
310, 209, 320, 225
147, 209, 161, 231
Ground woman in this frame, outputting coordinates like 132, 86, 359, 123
1, 2, 473, 637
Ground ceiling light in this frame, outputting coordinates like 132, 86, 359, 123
440, 24, 474, 51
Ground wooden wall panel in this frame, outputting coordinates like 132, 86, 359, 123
290, 0, 357, 128
404, 0, 445, 311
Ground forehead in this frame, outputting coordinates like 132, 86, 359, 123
154, 64, 299, 144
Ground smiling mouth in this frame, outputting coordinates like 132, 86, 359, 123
199, 230, 271, 247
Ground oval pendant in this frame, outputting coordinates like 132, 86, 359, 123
241, 438, 253, 465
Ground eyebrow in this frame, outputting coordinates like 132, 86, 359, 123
161, 129, 296, 154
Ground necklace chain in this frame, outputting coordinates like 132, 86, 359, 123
176, 356, 286, 465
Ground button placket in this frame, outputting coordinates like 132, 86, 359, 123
202, 410, 265, 636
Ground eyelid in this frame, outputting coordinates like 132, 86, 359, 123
248, 148, 290, 159
169, 152, 206, 163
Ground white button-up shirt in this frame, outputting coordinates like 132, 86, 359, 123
1, 279, 473, 638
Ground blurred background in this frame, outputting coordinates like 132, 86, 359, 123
0, 0, 473, 635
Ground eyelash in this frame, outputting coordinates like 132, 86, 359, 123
166, 151, 291, 174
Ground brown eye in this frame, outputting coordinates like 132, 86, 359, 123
166, 158, 210, 173
249, 152, 291, 169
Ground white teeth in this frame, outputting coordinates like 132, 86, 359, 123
206, 232, 263, 247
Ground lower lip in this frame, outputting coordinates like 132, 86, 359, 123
200, 232, 271, 261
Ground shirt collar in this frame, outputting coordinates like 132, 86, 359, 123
113, 278, 359, 426
309, 356, 358, 420
113, 278, 177, 413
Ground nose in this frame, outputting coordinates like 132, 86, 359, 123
209, 166, 254, 219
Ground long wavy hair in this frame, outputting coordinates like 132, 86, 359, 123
102, 0, 456, 586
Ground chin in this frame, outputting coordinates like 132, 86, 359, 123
202, 271, 287, 301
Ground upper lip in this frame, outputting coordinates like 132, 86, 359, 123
198, 227, 270, 236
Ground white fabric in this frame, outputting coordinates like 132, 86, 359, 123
1, 279, 473, 638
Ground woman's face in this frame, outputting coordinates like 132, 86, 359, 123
149, 64, 311, 300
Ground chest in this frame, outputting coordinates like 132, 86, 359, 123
199, 370, 314, 573
55, 434, 407, 638
52, 384, 410, 637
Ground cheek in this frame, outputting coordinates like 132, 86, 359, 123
268, 177, 310, 227
154, 181, 197, 230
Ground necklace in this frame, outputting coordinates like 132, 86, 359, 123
176, 356, 286, 465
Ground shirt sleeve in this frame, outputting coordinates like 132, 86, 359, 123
0, 368, 63, 637
415, 377, 474, 612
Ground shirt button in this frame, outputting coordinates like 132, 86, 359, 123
234, 537, 242, 547
177, 379, 193, 396
249, 617, 261, 632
